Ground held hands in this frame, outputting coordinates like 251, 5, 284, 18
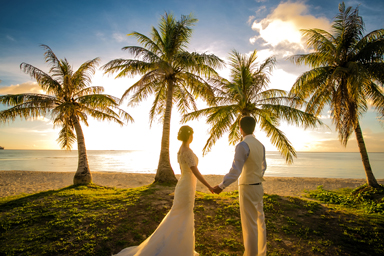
212, 185, 223, 194
206, 185, 222, 194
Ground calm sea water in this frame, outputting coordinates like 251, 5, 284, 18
0, 150, 383, 179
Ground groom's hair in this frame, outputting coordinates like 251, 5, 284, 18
240, 116, 256, 135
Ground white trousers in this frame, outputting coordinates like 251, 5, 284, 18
239, 184, 267, 256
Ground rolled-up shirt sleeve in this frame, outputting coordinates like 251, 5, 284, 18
218, 142, 249, 189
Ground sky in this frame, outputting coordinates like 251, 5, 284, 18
1, 0, 384, 157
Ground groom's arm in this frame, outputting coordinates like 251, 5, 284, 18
218, 142, 249, 190
261, 145, 267, 177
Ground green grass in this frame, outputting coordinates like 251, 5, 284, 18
0, 184, 383, 255
305, 184, 384, 214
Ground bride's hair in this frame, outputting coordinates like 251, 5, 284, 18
177, 125, 194, 142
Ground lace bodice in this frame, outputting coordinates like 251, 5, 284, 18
177, 148, 198, 168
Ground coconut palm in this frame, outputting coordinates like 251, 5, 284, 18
182, 50, 321, 163
0, 45, 133, 185
288, 2, 384, 187
103, 13, 223, 183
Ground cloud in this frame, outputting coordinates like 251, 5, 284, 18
6, 35, 15, 41
306, 133, 384, 152
95, 31, 106, 41
26, 116, 52, 124
256, 5, 267, 15
250, 2, 331, 54
1, 126, 55, 135
95, 31, 129, 43
0, 82, 44, 94
268, 68, 298, 91
113, 32, 128, 43
29, 128, 52, 133
253, 48, 275, 63
248, 15, 256, 25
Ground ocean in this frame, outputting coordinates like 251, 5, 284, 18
0, 150, 383, 179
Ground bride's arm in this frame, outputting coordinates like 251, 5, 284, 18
190, 166, 214, 193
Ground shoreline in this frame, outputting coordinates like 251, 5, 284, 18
1, 170, 383, 198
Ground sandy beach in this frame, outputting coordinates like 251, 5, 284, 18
1, 170, 382, 198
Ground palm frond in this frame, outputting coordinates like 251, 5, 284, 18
77, 94, 120, 109
181, 105, 237, 123
254, 89, 286, 102
177, 72, 216, 106
81, 105, 128, 126
128, 31, 162, 56
75, 86, 104, 97
19, 63, 62, 95
116, 107, 135, 124
41, 44, 60, 68
364, 81, 384, 116
0, 94, 56, 106
0, 105, 51, 124
50, 102, 78, 123
353, 29, 384, 60
0, 94, 57, 123
289, 67, 333, 108
127, 75, 162, 106
173, 83, 197, 115
122, 46, 161, 63
72, 57, 100, 90
259, 114, 296, 163
149, 85, 166, 126
56, 123, 76, 150
228, 115, 242, 146
102, 59, 155, 78
176, 51, 224, 79
202, 106, 238, 154
261, 104, 322, 128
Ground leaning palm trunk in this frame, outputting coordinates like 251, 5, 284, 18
354, 122, 379, 187
155, 81, 178, 184
73, 116, 92, 185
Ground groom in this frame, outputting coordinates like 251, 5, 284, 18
213, 116, 267, 256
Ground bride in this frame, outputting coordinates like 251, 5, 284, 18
115, 125, 214, 256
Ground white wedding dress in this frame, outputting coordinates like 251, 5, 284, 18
115, 148, 199, 256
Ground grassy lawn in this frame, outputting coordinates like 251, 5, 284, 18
0, 183, 383, 256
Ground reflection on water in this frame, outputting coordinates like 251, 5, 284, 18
0, 150, 383, 179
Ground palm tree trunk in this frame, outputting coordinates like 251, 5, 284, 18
72, 116, 92, 185
155, 80, 178, 184
354, 121, 379, 187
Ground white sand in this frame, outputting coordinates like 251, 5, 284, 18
1, 171, 382, 198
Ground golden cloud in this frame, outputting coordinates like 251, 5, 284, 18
0, 82, 43, 94
250, 2, 331, 51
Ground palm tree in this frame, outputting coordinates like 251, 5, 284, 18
0, 45, 133, 185
182, 50, 321, 163
103, 13, 223, 183
288, 2, 384, 187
